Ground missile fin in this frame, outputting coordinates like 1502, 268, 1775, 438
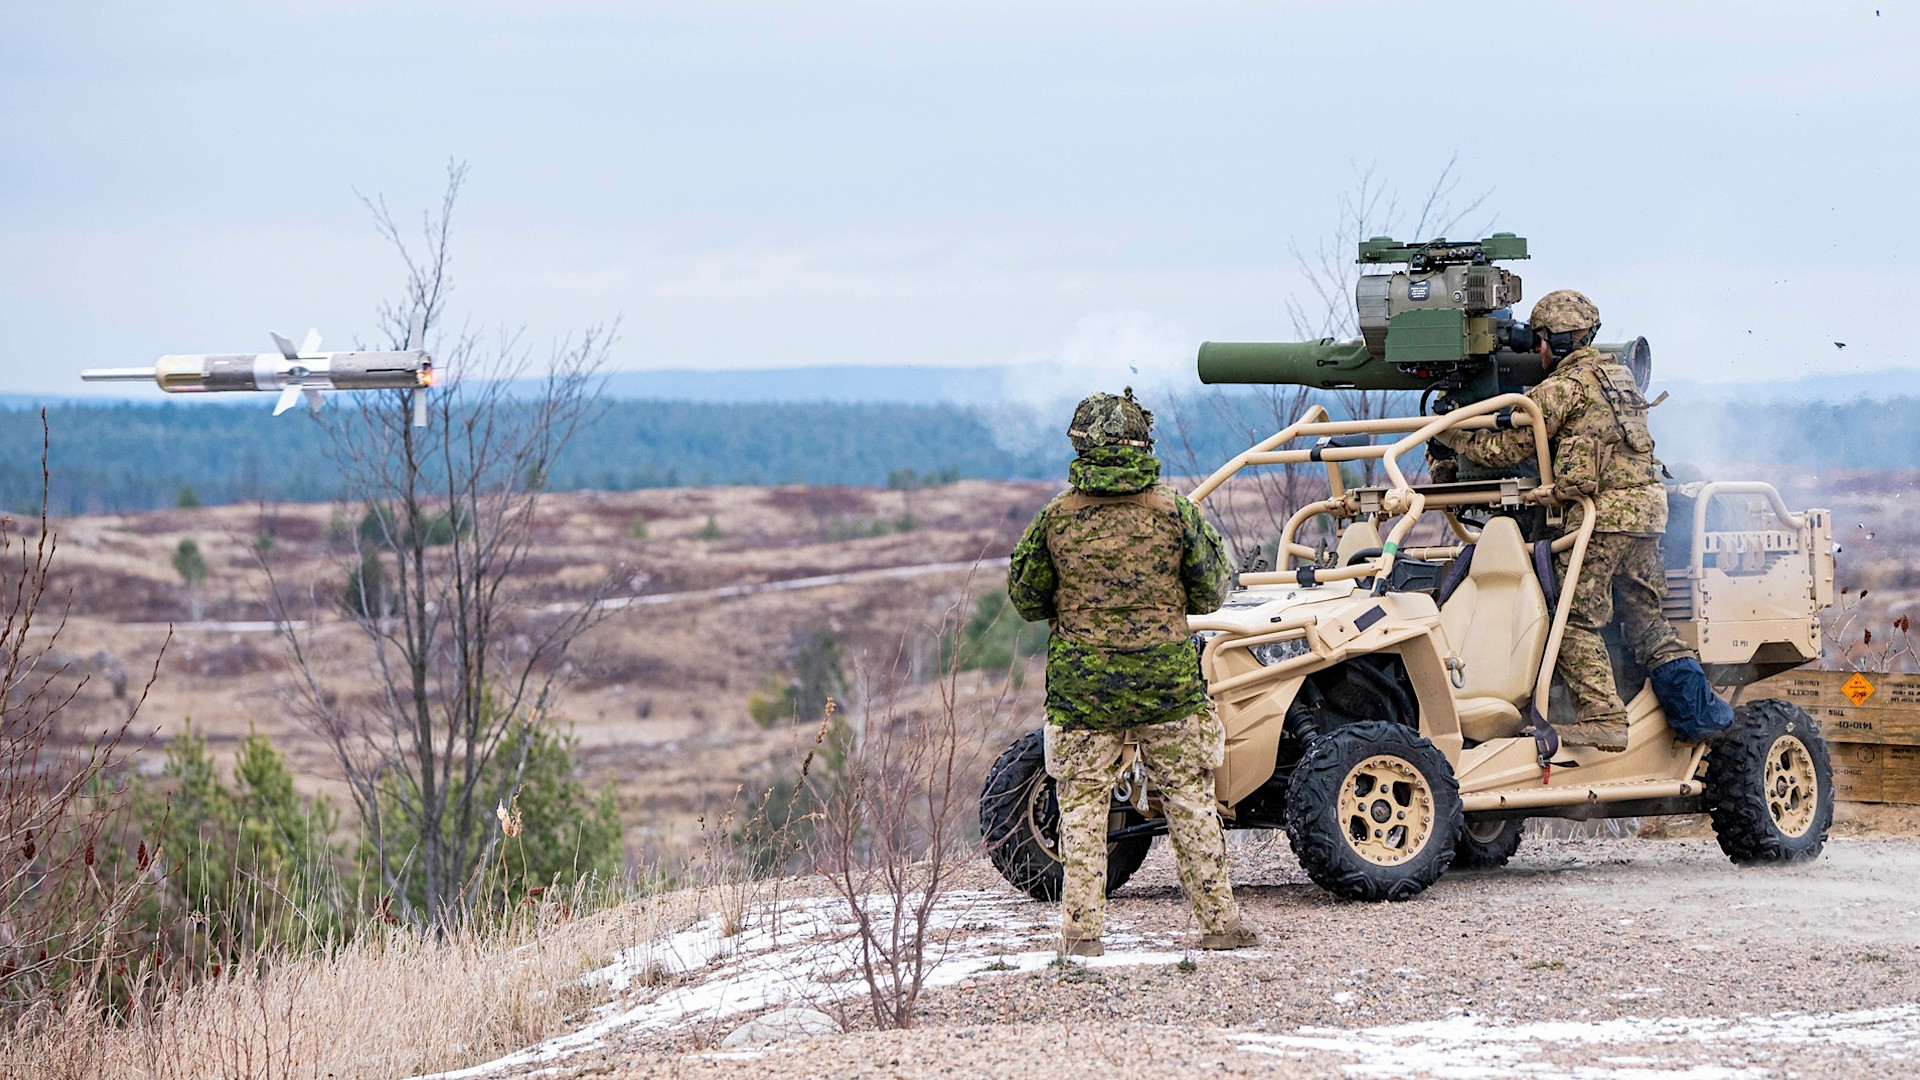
300, 328, 322, 356
412, 392, 428, 428
272, 385, 303, 416
270, 332, 300, 360
407, 311, 426, 350
303, 389, 324, 413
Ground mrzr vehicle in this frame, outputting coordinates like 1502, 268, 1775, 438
981, 233, 1837, 902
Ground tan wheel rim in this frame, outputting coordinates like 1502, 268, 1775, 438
1765, 734, 1820, 839
1025, 776, 1131, 863
1465, 818, 1508, 844
1338, 755, 1436, 866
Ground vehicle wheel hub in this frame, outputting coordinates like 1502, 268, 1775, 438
1338, 755, 1435, 866
1764, 734, 1819, 839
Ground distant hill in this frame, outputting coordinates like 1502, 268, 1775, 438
6, 363, 1920, 514
25, 360, 1917, 411
595, 365, 1015, 405
1655, 366, 1920, 405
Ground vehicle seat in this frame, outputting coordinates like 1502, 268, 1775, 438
1334, 519, 1382, 565
1438, 516, 1550, 741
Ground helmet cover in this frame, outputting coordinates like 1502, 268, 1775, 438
1068, 388, 1154, 452
1529, 289, 1601, 334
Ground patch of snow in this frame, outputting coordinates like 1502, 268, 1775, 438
1230, 1003, 1920, 1080
412, 888, 1206, 1079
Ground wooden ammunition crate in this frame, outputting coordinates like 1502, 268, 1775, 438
1748, 669, 1920, 804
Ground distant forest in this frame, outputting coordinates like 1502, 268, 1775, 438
0, 391, 1908, 515
0, 399, 1078, 515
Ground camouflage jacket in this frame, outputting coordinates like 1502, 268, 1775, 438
1435, 347, 1668, 536
1007, 446, 1231, 730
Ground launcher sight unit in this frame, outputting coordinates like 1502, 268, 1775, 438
1198, 233, 1650, 405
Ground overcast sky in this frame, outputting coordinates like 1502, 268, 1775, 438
3, 1, 1914, 400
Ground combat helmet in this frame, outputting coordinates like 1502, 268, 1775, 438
1529, 289, 1601, 333
1068, 388, 1154, 453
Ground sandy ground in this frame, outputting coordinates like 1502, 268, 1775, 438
432, 833, 1920, 1080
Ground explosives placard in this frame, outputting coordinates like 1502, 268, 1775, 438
1750, 669, 1920, 747
1750, 669, 1920, 804
1842, 672, 1876, 706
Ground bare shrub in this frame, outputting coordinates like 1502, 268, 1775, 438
1825, 586, 1919, 673
1, 414, 166, 1022
806, 586, 1008, 1030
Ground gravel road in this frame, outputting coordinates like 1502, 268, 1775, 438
497, 834, 1920, 1080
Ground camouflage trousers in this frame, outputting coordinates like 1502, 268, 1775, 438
1043, 709, 1241, 941
1555, 532, 1695, 723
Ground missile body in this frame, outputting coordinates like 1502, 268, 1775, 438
83, 329, 433, 420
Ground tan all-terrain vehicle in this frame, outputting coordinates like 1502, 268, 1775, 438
982, 394, 1837, 901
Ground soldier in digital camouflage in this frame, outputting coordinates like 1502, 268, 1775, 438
1007, 389, 1256, 956
1435, 289, 1727, 750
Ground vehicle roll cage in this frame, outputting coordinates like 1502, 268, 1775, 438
1187, 394, 1594, 730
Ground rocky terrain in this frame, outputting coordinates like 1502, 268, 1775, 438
445, 834, 1920, 1080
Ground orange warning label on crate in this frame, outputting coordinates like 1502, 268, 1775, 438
1842, 672, 1877, 706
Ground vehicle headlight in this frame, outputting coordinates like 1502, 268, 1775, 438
1249, 638, 1311, 666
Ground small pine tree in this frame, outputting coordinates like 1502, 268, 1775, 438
629, 515, 650, 540
343, 549, 385, 618
938, 590, 1048, 676
748, 626, 848, 726
176, 485, 201, 509
172, 538, 207, 585
133, 722, 346, 965
697, 514, 723, 541
173, 538, 208, 620
371, 711, 622, 913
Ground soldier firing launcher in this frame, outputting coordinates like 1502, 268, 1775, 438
1198, 233, 1651, 406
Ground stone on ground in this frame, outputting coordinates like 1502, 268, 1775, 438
720, 1007, 841, 1049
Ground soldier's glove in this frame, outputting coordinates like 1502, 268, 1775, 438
1426, 439, 1458, 484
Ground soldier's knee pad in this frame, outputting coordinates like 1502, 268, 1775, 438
1650, 657, 1733, 742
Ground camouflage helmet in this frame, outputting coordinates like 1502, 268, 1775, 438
1068, 388, 1154, 452
1529, 289, 1601, 334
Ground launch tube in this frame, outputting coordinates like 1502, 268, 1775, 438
1197, 339, 1431, 390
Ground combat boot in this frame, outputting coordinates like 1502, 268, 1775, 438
1060, 933, 1104, 958
1556, 718, 1628, 752
1198, 924, 1259, 950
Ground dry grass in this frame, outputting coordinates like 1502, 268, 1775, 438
3, 884, 703, 1080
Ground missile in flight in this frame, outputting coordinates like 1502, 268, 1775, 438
82, 323, 434, 424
